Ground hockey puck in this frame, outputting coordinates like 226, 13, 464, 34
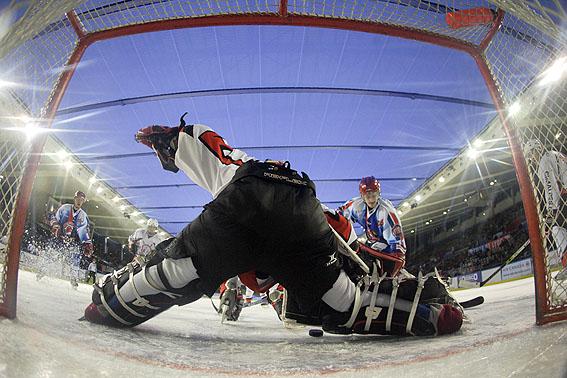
309, 329, 323, 337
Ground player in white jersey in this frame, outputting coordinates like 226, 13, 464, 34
524, 139, 567, 280
338, 176, 406, 277
128, 218, 164, 264
83, 113, 463, 337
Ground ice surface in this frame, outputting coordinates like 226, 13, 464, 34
1, 271, 566, 377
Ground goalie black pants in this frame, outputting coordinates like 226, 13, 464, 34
175, 161, 341, 313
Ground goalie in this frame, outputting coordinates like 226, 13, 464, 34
83, 114, 463, 337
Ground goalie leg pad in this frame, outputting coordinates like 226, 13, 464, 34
84, 256, 203, 328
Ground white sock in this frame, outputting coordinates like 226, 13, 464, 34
119, 257, 199, 302
322, 270, 356, 312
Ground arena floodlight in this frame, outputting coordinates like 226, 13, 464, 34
467, 147, 480, 159
63, 160, 73, 171
438, 176, 445, 183
56, 149, 68, 160
415, 195, 422, 202
538, 56, 566, 87
508, 101, 521, 116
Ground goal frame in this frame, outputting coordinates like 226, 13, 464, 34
0, 1, 561, 325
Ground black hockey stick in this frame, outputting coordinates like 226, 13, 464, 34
460, 296, 484, 308
479, 239, 530, 287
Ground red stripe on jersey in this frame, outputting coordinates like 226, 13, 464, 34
389, 211, 400, 225
199, 130, 245, 166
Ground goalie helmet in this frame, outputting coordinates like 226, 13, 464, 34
359, 176, 381, 196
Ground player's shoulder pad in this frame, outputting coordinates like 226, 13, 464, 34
380, 198, 395, 209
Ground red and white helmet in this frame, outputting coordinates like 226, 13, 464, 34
359, 176, 381, 196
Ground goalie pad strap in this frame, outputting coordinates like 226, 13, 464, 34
386, 276, 401, 332
129, 266, 160, 310
342, 282, 362, 329
364, 264, 386, 332
406, 271, 436, 334
97, 285, 133, 326
112, 273, 145, 318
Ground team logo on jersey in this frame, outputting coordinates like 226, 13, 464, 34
199, 130, 245, 166
392, 225, 403, 237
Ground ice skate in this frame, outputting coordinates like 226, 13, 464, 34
218, 286, 243, 323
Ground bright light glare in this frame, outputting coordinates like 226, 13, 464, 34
63, 160, 73, 171
112, 196, 120, 203
96, 187, 104, 194
556, 132, 562, 140
473, 139, 483, 148
22, 121, 45, 140
438, 176, 445, 183
402, 202, 410, 208
467, 148, 479, 159
398, 210, 403, 216
508, 101, 521, 116
415, 195, 422, 202
539, 56, 567, 86
119, 205, 126, 211
56, 150, 68, 160
0, 79, 18, 88
137, 219, 145, 225
89, 176, 97, 184
131, 211, 141, 216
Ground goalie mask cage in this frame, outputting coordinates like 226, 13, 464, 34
0, 0, 565, 324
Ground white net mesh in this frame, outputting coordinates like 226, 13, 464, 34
0, 0, 565, 321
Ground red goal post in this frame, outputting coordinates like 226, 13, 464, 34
0, 0, 565, 324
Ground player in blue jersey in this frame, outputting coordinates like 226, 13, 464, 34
44, 190, 93, 287
338, 177, 407, 277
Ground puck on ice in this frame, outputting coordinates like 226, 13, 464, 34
309, 329, 323, 337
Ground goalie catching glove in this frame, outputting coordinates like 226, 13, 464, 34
135, 112, 190, 172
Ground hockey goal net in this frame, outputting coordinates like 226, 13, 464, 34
0, 0, 565, 324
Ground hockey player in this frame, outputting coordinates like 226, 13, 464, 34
128, 218, 164, 264
524, 139, 567, 280
338, 176, 407, 277
45, 190, 93, 287
83, 114, 463, 337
